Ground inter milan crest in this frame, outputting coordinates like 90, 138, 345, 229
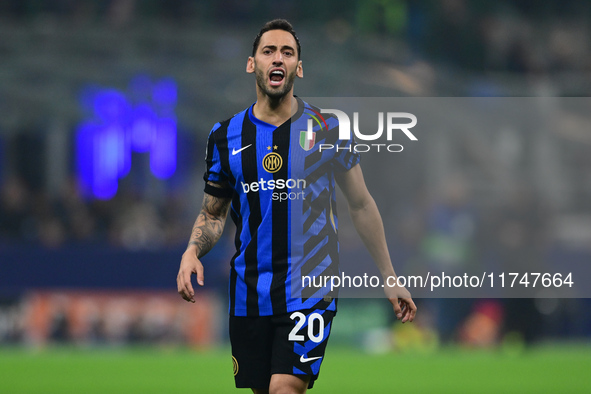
300, 118, 316, 151
262, 152, 282, 173
232, 356, 239, 376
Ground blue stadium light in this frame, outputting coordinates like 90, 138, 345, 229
153, 78, 178, 108
151, 117, 177, 179
76, 77, 178, 199
130, 104, 156, 153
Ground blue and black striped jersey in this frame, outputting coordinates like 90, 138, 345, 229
204, 97, 360, 316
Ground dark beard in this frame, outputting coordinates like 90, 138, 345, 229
255, 67, 296, 99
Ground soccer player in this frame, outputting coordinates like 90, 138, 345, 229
177, 19, 416, 393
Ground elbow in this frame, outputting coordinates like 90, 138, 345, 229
348, 195, 375, 213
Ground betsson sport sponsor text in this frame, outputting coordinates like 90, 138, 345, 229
242, 178, 306, 201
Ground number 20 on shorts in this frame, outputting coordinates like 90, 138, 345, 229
288, 312, 325, 343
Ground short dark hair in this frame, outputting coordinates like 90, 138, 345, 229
252, 19, 301, 59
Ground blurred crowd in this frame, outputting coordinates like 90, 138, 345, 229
0, 175, 195, 249
0, 291, 219, 347
414, 0, 591, 76
1, 0, 589, 78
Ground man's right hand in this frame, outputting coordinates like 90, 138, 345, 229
177, 247, 205, 303
177, 191, 230, 303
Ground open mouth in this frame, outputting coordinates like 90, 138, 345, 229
269, 68, 285, 87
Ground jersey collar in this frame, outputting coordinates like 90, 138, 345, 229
248, 96, 306, 131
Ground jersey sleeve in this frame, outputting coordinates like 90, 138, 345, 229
332, 129, 361, 172
203, 124, 234, 198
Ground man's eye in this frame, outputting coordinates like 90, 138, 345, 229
284, 52, 293, 57
263, 50, 272, 55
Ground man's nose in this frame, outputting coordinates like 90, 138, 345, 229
272, 52, 283, 64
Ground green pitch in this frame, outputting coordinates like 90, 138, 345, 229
1, 345, 590, 393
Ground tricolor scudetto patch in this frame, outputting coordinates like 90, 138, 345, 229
300, 130, 316, 151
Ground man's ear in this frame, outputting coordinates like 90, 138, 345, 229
296, 60, 303, 78
246, 57, 255, 74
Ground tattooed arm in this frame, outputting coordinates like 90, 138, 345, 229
187, 191, 232, 258
177, 182, 232, 303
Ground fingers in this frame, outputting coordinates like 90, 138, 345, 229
400, 298, 417, 323
177, 268, 195, 303
177, 255, 206, 303
389, 297, 417, 323
390, 297, 403, 320
195, 262, 204, 287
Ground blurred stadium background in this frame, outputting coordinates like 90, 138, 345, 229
1, 0, 591, 392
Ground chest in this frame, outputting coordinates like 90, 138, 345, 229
225, 118, 320, 186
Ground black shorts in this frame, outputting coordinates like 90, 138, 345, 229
229, 308, 336, 390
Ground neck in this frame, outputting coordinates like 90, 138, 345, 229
252, 90, 297, 126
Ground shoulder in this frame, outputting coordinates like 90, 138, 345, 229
208, 106, 252, 140
300, 99, 339, 129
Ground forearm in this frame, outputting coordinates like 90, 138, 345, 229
187, 211, 226, 258
348, 197, 396, 278
186, 193, 230, 258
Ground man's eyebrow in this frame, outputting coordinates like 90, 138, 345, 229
261, 44, 295, 52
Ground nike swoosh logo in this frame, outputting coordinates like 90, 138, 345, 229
300, 355, 322, 363
232, 144, 252, 155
